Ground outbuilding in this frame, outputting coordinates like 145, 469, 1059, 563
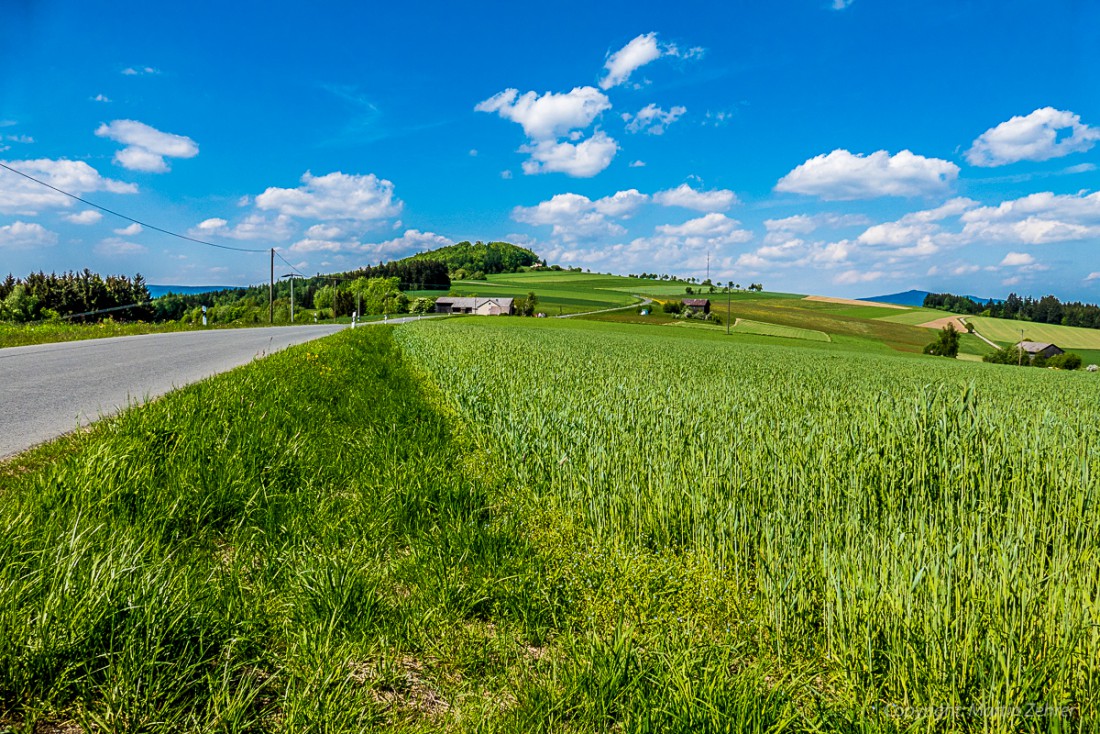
434, 297, 515, 316
682, 298, 711, 315
1015, 341, 1065, 360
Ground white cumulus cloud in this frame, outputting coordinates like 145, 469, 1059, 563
255, 171, 402, 221
0, 221, 58, 249
476, 87, 611, 140
1000, 251, 1035, 267
520, 132, 619, 177
653, 183, 738, 211
513, 189, 646, 240
114, 222, 142, 236
0, 158, 136, 215
775, 149, 959, 200
655, 212, 752, 244
623, 104, 686, 135
960, 190, 1100, 244
64, 209, 103, 225
95, 119, 198, 173
966, 107, 1100, 167
192, 213, 296, 241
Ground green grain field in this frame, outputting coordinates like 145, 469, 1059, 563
2, 317, 1097, 731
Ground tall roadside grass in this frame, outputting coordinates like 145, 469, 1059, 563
0, 327, 574, 731
399, 317, 1099, 731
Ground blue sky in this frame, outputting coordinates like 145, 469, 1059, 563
2, 0, 1100, 299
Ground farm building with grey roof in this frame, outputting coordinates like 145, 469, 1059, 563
1015, 341, 1065, 359
434, 297, 514, 316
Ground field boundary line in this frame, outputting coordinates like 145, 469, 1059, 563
557, 296, 652, 319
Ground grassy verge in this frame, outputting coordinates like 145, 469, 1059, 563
0, 317, 365, 350
0, 328, 577, 731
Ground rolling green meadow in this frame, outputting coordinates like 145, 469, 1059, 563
2, 307, 1099, 731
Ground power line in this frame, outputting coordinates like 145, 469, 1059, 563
273, 249, 307, 277
0, 161, 270, 254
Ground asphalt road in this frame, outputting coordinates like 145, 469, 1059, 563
0, 324, 349, 459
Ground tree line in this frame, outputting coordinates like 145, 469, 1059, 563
924, 291, 1100, 330
0, 270, 153, 322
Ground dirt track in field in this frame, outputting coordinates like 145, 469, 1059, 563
802, 295, 909, 310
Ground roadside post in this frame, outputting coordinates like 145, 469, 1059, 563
202, 304, 207, 327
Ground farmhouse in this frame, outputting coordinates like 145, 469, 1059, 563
683, 298, 711, 314
434, 297, 515, 316
1016, 341, 1065, 360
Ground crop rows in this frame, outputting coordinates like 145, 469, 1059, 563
399, 318, 1100, 728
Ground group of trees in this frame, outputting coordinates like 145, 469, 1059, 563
0, 271, 153, 323
925, 291, 1100, 330
410, 241, 539, 278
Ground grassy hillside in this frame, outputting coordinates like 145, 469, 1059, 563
967, 315, 1100, 349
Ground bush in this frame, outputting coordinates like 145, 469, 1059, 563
1048, 352, 1082, 370
661, 301, 684, 315
922, 324, 959, 358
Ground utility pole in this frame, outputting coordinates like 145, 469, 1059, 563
707, 252, 710, 284
269, 248, 274, 325
282, 274, 300, 323
726, 281, 731, 336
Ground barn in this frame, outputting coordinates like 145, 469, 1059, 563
434, 297, 515, 315
682, 298, 711, 315
1016, 341, 1065, 360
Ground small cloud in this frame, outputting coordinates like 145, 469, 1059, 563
520, 132, 619, 178
1063, 163, 1097, 174
600, 33, 703, 90
654, 183, 738, 211
703, 111, 731, 127
1086, 272, 1100, 281
501, 170, 513, 179
64, 210, 103, 225
121, 66, 160, 76
469, 148, 478, 157
0, 221, 58, 249
5, 134, 34, 144
629, 160, 646, 168
95, 119, 198, 173
999, 251, 1034, 267
831, 0, 855, 9
114, 222, 142, 236
95, 237, 146, 256
92, 94, 110, 103
967, 107, 1099, 167
834, 269, 883, 285
1002, 276, 1022, 286
476, 86, 611, 140
623, 104, 686, 135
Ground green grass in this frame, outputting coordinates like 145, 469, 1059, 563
967, 316, 1100, 349
729, 318, 831, 342
0, 319, 203, 349
4, 316, 1098, 730
874, 307, 951, 326
398, 317, 1100, 731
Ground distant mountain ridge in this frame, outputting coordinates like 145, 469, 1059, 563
862, 289, 1000, 307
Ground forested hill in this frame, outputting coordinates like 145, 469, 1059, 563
408, 241, 540, 277
925, 291, 1100, 329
